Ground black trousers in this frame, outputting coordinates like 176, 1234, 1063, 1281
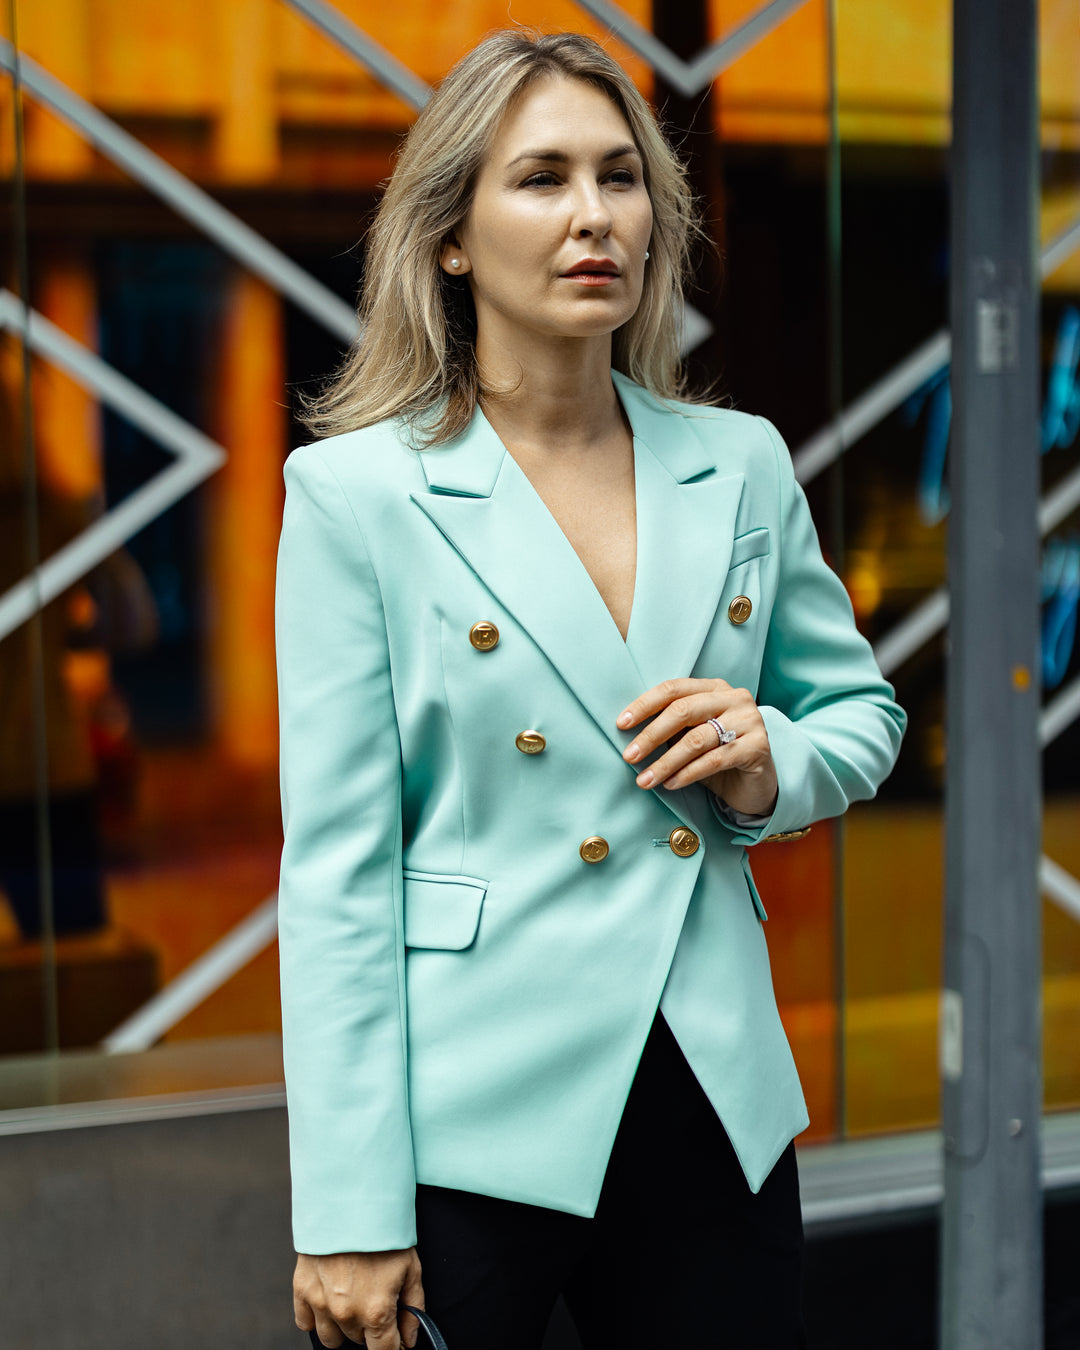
412, 1014, 807, 1350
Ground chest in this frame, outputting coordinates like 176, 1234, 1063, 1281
513, 452, 638, 641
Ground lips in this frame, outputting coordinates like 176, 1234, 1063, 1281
562, 259, 619, 277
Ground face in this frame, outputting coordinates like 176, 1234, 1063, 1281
442, 75, 653, 356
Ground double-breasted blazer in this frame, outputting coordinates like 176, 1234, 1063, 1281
275, 370, 906, 1255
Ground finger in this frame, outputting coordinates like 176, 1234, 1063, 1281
675, 736, 775, 797
362, 1302, 402, 1350
311, 1315, 347, 1348
650, 713, 773, 791
642, 739, 734, 788
623, 694, 729, 767
294, 1293, 317, 1334
617, 678, 728, 732
636, 721, 734, 788
398, 1264, 426, 1349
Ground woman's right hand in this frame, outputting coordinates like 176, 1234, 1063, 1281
293, 1249, 425, 1349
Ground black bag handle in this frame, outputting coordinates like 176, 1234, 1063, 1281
402, 1306, 448, 1350
308, 1305, 448, 1350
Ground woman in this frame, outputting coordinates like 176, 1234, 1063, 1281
276, 30, 905, 1350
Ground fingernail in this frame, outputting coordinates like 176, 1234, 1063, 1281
624, 742, 640, 762
617, 712, 632, 728
637, 770, 654, 787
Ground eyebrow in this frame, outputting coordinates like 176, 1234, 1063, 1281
506, 143, 641, 169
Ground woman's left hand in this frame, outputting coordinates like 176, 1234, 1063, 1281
617, 678, 778, 817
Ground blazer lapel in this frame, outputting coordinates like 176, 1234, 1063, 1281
412, 412, 646, 758
615, 374, 745, 690
410, 379, 744, 754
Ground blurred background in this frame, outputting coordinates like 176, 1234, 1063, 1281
1, 1, 1078, 1346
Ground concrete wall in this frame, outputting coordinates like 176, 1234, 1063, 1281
0, 1107, 297, 1350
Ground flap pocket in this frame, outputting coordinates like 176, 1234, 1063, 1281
741, 853, 768, 923
403, 871, 487, 950
729, 527, 771, 568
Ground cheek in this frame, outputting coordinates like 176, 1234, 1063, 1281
635, 203, 654, 247
468, 209, 542, 270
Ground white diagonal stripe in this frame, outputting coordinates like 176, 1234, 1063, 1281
0, 291, 225, 641
0, 39, 358, 344
102, 895, 280, 1053
1040, 856, 1080, 924
573, 0, 697, 92
793, 331, 952, 485
679, 299, 713, 356
1039, 460, 1080, 537
820, 205, 1080, 680
277, 0, 431, 109
857, 439, 1080, 682
872, 587, 949, 680
1041, 213, 1080, 282
1041, 674, 1080, 749
573, 0, 813, 99
792, 210, 1080, 485
685, 0, 817, 89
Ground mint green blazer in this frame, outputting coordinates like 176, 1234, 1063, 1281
275, 371, 906, 1254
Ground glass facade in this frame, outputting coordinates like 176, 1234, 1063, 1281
0, 0, 1078, 1140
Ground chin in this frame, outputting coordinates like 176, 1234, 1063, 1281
553, 307, 638, 339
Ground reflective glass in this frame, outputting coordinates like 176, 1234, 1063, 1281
0, 0, 654, 1103
1038, 0, 1080, 1118
1, 0, 1073, 1145
832, 0, 953, 1137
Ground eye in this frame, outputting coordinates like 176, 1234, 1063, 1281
606, 167, 638, 186
522, 171, 560, 188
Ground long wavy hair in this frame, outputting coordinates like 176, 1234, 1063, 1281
301, 30, 703, 447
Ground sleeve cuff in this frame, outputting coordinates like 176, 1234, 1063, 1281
711, 797, 772, 829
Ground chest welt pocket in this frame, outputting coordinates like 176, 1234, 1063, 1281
403, 871, 487, 950
729, 526, 770, 568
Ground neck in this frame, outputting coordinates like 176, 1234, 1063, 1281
475, 330, 624, 456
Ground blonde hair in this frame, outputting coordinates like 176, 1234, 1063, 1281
302, 30, 702, 447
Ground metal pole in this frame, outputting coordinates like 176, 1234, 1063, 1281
941, 0, 1042, 1345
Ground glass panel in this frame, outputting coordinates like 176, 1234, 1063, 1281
704, 0, 842, 1142
834, 0, 952, 1138
2, 0, 66, 1060
1039, 0, 1080, 1116
0, 0, 657, 1101
3, 0, 1069, 1140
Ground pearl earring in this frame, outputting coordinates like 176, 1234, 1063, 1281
450, 259, 461, 269
644, 251, 650, 260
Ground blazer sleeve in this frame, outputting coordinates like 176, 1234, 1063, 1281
711, 416, 907, 846
276, 445, 416, 1254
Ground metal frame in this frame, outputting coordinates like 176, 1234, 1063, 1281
941, 1, 1042, 1340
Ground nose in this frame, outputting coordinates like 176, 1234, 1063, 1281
571, 180, 613, 239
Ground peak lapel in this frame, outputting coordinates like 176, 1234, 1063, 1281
615, 376, 745, 690
412, 411, 647, 757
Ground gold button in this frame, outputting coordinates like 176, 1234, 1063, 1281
580, 836, 610, 864
762, 827, 812, 843
469, 620, 500, 651
668, 827, 700, 857
515, 730, 546, 755
728, 595, 753, 625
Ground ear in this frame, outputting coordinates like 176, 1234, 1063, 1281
439, 238, 471, 276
